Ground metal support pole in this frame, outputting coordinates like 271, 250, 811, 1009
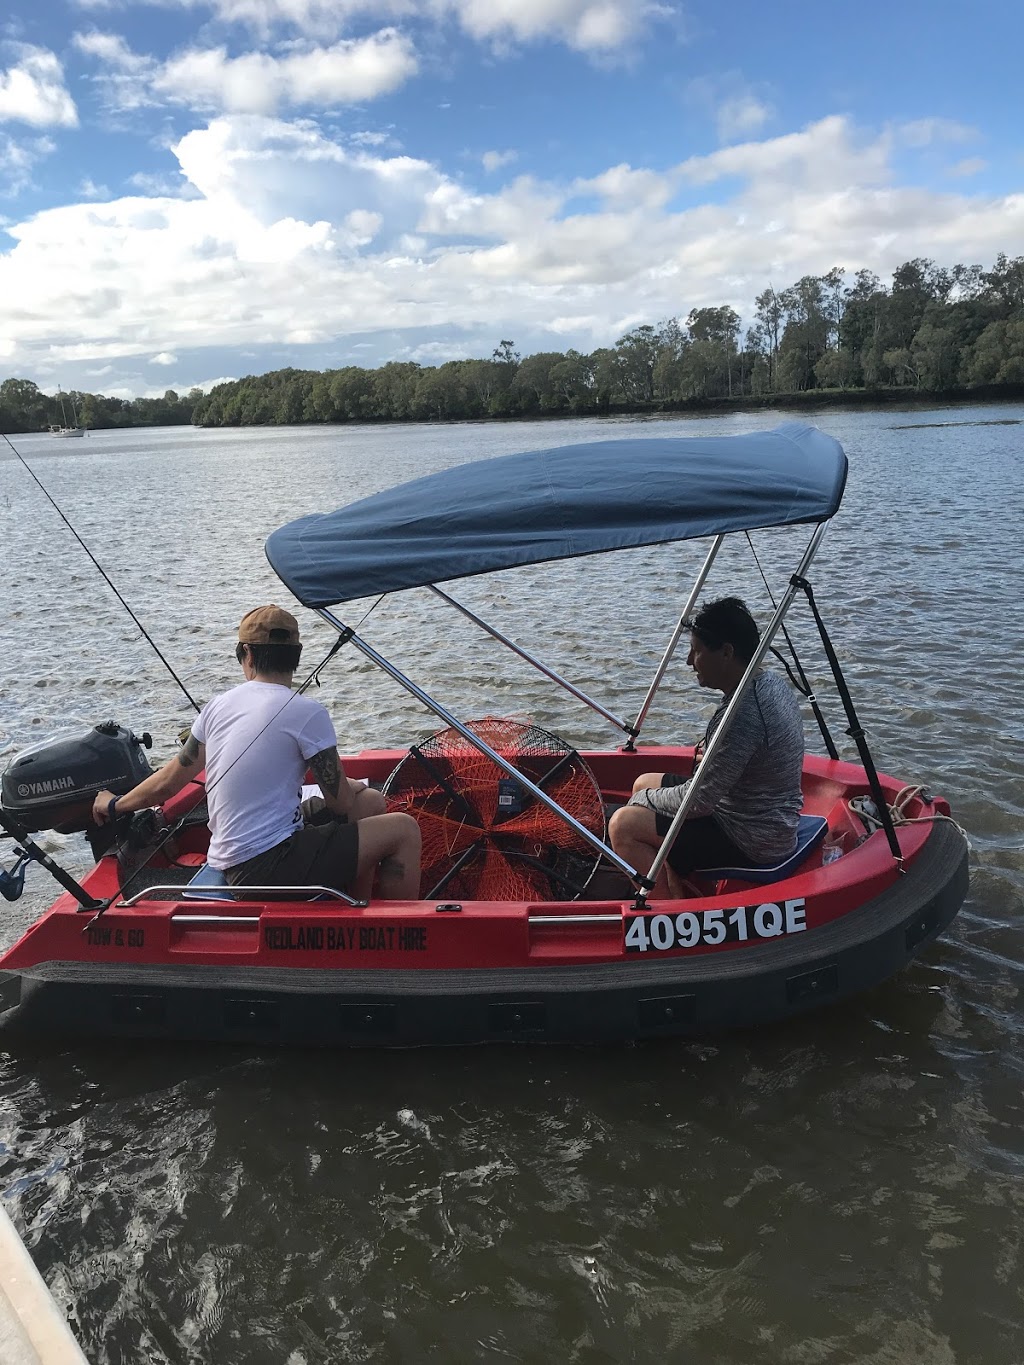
315, 609, 640, 881
428, 585, 633, 736
792, 575, 905, 870
628, 534, 725, 747
635, 522, 829, 908
0, 809, 106, 912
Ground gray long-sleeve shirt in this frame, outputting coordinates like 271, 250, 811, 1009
628, 669, 805, 862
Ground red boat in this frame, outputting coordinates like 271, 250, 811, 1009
0, 424, 969, 1045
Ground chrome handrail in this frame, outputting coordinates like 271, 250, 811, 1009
117, 883, 367, 908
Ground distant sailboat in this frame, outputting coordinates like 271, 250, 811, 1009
48, 386, 85, 438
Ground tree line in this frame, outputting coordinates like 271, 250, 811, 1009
0, 382, 201, 435
2, 252, 1023, 433
181, 252, 1024, 424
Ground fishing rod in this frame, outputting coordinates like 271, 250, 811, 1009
1, 430, 201, 712
1, 424, 200, 917
1, 425, 384, 919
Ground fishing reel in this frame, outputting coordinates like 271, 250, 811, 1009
116, 808, 178, 888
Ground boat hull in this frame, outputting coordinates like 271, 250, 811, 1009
0, 821, 967, 1046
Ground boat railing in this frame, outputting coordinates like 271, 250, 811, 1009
117, 883, 367, 908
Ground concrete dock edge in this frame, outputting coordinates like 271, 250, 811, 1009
0, 1204, 88, 1364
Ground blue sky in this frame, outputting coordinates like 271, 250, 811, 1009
1, 0, 1022, 398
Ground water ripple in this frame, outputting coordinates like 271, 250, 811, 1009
2, 407, 1023, 1361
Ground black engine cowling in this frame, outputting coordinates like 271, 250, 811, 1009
1, 721, 154, 836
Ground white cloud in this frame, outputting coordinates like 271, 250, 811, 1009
344, 208, 382, 243
675, 115, 890, 193
73, 30, 158, 112
685, 72, 774, 146
79, 177, 111, 198
121, 370, 239, 396
112, 0, 415, 41
73, 0, 674, 54
0, 48, 77, 128
482, 149, 517, 172
948, 158, 987, 179
90, 384, 142, 400
350, 129, 393, 147
897, 118, 977, 149
452, 0, 652, 50
194, 375, 238, 390
716, 95, 771, 142
156, 31, 417, 113
150, 350, 177, 364
2, 112, 1023, 385
172, 115, 450, 235
73, 30, 144, 68
418, 172, 564, 241
128, 169, 192, 195
573, 162, 671, 210
0, 132, 55, 196
405, 337, 475, 362
74, 27, 418, 115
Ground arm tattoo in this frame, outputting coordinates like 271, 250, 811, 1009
309, 746, 342, 799
177, 735, 202, 769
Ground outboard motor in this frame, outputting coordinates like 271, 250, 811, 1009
1, 722, 154, 859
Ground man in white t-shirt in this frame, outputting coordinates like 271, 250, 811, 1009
91, 605, 421, 900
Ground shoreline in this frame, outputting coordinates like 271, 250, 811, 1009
4, 384, 1023, 436
190, 381, 1024, 429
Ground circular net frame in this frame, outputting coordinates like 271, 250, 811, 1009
383, 717, 606, 902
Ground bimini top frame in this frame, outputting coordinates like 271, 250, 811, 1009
268, 424, 856, 902
267, 421, 846, 750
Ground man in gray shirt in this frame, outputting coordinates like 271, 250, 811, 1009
609, 596, 804, 897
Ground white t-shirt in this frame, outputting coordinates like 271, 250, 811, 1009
191, 680, 338, 869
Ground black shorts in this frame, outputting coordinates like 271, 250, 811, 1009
226, 819, 360, 891
652, 774, 753, 876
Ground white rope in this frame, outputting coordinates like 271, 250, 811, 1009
849, 787, 972, 850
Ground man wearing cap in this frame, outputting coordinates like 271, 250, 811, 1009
91, 605, 421, 900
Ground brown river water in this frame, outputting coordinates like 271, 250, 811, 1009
0, 407, 1022, 1363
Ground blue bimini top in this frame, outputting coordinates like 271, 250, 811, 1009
265, 421, 848, 608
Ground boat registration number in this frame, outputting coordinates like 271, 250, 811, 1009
623, 899, 807, 953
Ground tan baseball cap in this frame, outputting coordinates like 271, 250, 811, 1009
238, 604, 300, 645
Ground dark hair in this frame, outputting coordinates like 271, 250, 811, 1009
687, 596, 760, 663
236, 640, 303, 674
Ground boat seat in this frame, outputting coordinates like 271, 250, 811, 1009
182, 863, 231, 900
695, 814, 829, 885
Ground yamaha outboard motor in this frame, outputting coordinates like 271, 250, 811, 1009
2, 722, 154, 859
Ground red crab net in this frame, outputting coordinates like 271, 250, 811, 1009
383, 717, 606, 902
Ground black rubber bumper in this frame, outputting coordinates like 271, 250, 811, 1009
0, 823, 969, 1047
